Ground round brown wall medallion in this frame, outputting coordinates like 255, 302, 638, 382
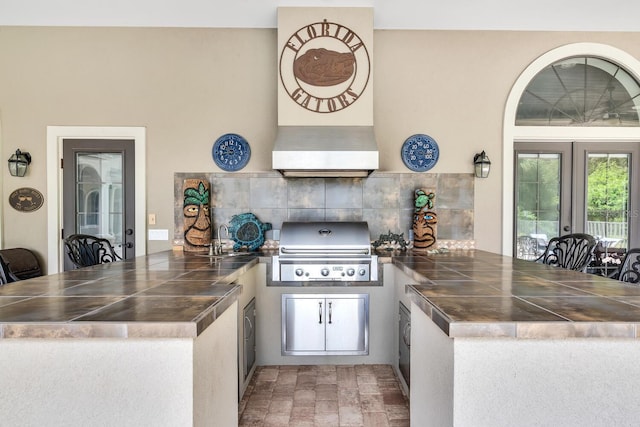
9, 187, 44, 212
279, 19, 371, 114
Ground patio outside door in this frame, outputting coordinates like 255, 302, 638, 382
514, 141, 640, 272
62, 139, 136, 271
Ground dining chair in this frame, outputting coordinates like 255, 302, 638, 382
64, 234, 122, 269
517, 236, 540, 260
535, 233, 597, 272
611, 248, 640, 284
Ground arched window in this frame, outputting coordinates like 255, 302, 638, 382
78, 165, 101, 229
86, 190, 100, 227
516, 56, 640, 126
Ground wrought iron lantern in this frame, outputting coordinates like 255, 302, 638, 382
8, 149, 32, 177
473, 151, 491, 178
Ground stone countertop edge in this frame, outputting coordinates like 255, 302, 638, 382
8, 249, 638, 341
394, 255, 640, 340
0, 286, 243, 340
0, 259, 258, 341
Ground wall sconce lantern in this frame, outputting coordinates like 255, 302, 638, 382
473, 151, 491, 178
8, 149, 32, 177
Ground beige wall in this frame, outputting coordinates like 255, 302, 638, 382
1, 27, 639, 269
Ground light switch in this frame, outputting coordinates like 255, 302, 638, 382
148, 214, 156, 225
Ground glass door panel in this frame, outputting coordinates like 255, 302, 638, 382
514, 143, 571, 259
585, 153, 629, 275
575, 143, 639, 275
74, 152, 124, 258
586, 153, 629, 245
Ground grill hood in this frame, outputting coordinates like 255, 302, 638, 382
272, 125, 378, 178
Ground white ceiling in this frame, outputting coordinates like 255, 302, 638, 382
0, 0, 638, 31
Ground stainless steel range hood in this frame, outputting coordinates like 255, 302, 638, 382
274, 8, 378, 178
272, 125, 378, 178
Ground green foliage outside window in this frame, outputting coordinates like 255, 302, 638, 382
587, 155, 629, 223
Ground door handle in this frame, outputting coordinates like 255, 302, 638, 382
125, 242, 133, 248
328, 301, 332, 324
125, 229, 134, 235
563, 225, 570, 232
244, 316, 253, 341
318, 301, 322, 324
402, 322, 411, 348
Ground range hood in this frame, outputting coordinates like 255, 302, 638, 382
272, 125, 378, 178
274, 7, 377, 178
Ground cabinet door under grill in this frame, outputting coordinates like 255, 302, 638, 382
283, 296, 325, 353
282, 294, 369, 356
325, 297, 366, 352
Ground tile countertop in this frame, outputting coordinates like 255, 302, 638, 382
5, 248, 638, 341
0, 250, 259, 340
397, 249, 640, 339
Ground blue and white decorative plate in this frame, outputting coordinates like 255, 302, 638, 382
212, 133, 251, 172
401, 134, 439, 172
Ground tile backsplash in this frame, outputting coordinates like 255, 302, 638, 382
174, 172, 473, 246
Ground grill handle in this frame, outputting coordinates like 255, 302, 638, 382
280, 247, 371, 255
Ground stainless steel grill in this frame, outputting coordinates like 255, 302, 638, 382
272, 221, 378, 282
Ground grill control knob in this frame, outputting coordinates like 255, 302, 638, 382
346, 268, 355, 277
321, 268, 330, 277
295, 268, 304, 277
358, 268, 367, 276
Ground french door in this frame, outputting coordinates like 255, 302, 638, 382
62, 139, 136, 270
514, 141, 640, 267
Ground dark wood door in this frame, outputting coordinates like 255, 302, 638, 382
62, 139, 136, 270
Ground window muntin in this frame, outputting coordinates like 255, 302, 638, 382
516, 57, 640, 126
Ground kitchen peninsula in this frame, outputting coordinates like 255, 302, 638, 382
396, 250, 640, 427
2, 249, 640, 426
0, 251, 259, 427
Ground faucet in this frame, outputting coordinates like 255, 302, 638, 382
215, 224, 229, 255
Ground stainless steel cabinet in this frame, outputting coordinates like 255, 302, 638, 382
282, 293, 369, 356
243, 298, 256, 382
399, 302, 410, 387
